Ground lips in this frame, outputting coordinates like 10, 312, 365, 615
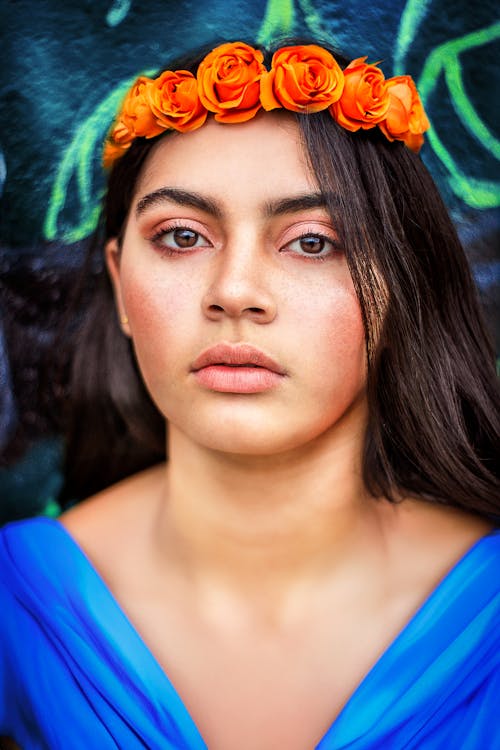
191, 343, 285, 374
191, 343, 285, 393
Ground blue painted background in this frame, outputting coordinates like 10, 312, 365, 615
0, 0, 499, 520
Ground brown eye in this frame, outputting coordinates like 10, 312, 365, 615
173, 228, 200, 247
299, 236, 325, 254
150, 225, 211, 253
284, 233, 339, 257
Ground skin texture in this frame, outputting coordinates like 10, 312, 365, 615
108, 112, 367, 459
57, 112, 491, 750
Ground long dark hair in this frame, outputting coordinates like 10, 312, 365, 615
57, 41, 500, 516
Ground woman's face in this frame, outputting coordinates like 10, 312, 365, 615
107, 112, 367, 456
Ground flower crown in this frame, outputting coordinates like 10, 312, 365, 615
103, 41, 430, 168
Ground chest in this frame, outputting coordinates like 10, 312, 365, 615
119, 588, 408, 750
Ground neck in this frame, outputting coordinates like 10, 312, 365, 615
153, 405, 390, 607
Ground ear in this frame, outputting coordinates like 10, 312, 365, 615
105, 238, 131, 337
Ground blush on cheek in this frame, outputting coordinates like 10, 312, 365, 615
120, 273, 200, 405
327, 301, 365, 348
320, 290, 366, 381
122, 276, 193, 334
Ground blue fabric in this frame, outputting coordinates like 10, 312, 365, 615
1, 517, 499, 749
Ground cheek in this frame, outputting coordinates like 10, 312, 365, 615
295, 282, 366, 390
122, 267, 189, 326
326, 291, 365, 360
290, 271, 364, 347
120, 269, 198, 365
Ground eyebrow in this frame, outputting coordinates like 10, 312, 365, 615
135, 188, 222, 218
134, 187, 329, 220
264, 193, 327, 217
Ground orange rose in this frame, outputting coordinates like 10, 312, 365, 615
261, 44, 344, 113
379, 75, 430, 153
332, 57, 389, 131
197, 41, 265, 123
102, 139, 131, 169
147, 70, 207, 132
112, 76, 164, 143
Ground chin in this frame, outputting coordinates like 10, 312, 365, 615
187, 424, 294, 456
161, 387, 368, 458
175, 416, 348, 459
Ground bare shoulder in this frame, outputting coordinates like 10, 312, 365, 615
59, 463, 166, 581
60, 463, 165, 528
385, 497, 495, 594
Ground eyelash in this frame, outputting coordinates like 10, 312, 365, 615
149, 222, 211, 256
282, 232, 341, 260
148, 223, 341, 260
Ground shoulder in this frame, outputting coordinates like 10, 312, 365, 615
0, 516, 88, 619
386, 497, 497, 571
377, 498, 499, 621
0, 516, 63, 579
0, 511, 157, 744
58, 462, 166, 588
0, 517, 70, 733
60, 462, 165, 532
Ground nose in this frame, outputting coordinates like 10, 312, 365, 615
201, 239, 277, 324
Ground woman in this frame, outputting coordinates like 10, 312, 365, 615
1, 40, 499, 749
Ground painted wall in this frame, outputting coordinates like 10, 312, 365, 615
0, 0, 499, 519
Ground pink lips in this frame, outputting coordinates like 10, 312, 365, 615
191, 343, 285, 393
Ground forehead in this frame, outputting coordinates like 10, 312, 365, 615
134, 111, 318, 204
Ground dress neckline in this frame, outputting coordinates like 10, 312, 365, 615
23, 517, 500, 748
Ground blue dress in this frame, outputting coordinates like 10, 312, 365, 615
1, 517, 499, 749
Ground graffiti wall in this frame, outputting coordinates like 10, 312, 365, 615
1, 0, 499, 520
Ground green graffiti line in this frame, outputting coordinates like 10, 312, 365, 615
257, 0, 327, 46
44, 73, 154, 243
297, 0, 327, 40
394, 0, 432, 76
444, 60, 500, 160
106, 0, 132, 27
44, 5, 499, 241
417, 22, 500, 209
46, 0, 330, 242
257, 0, 295, 46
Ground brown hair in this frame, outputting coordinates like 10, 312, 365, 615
58, 41, 500, 516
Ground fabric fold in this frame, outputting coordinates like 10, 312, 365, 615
1, 517, 499, 749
